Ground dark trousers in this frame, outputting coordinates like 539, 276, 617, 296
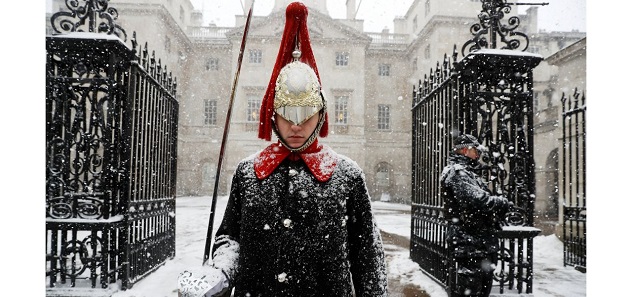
450, 253, 497, 297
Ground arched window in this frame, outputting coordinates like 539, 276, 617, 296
376, 162, 392, 201
376, 162, 390, 187
545, 149, 559, 219
202, 162, 216, 193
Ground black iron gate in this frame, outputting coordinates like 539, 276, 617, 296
46, 0, 178, 291
410, 0, 544, 294
411, 47, 542, 295
560, 89, 586, 272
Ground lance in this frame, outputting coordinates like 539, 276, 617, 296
202, 1, 255, 266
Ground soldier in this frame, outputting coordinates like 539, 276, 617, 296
441, 134, 512, 297
178, 2, 387, 296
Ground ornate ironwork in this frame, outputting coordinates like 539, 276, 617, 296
58, 235, 103, 277
50, 0, 127, 41
48, 196, 105, 219
493, 247, 514, 283
462, 0, 532, 56
503, 206, 527, 226
411, 44, 542, 294
46, 22, 178, 290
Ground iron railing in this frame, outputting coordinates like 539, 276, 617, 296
46, 31, 178, 291
560, 89, 586, 272
46, 0, 178, 291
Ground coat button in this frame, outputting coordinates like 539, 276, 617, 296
277, 272, 287, 282
283, 218, 292, 228
289, 169, 298, 176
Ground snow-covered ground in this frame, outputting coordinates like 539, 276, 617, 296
369, 201, 586, 297
43, 196, 586, 297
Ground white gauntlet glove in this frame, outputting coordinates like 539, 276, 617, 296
178, 267, 229, 297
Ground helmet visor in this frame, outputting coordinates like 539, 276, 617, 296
275, 106, 321, 126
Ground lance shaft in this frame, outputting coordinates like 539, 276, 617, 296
203, 1, 254, 266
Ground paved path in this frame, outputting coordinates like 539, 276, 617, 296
382, 230, 433, 297
372, 201, 441, 297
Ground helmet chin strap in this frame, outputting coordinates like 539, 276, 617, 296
273, 109, 326, 153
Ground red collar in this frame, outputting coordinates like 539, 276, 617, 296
254, 140, 338, 182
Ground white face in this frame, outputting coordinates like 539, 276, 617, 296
274, 113, 320, 149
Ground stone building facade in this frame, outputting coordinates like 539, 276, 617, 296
47, 0, 586, 214
537, 37, 586, 234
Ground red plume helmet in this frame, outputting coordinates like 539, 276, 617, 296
258, 2, 329, 141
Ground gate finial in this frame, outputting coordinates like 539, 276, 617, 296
461, 0, 548, 56
50, 0, 127, 41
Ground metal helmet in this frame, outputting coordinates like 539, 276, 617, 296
274, 51, 324, 126
258, 2, 329, 144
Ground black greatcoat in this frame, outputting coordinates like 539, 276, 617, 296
441, 153, 510, 258
440, 153, 510, 296
211, 148, 388, 297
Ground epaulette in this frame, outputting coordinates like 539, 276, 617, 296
441, 163, 467, 183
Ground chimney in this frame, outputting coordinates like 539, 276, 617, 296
525, 7, 538, 34
346, 0, 356, 20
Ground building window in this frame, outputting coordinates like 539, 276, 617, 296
543, 88, 554, 109
201, 162, 215, 191
545, 149, 560, 218
376, 162, 391, 188
206, 58, 219, 71
533, 92, 540, 111
178, 51, 185, 65
334, 96, 349, 125
557, 40, 566, 49
378, 64, 390, 76
246, 96, 260, 122
378, 105, 390, 130
204, 99, 217, 126
425, 44, 431, 59
165, 35, 171, 53
412, 15, 418, 32
528, 45, 540, 53
180, 6, 185, 23
425, 0, 431, 16
412, 57, 418, 71
249, 49, 262, 64
336, 52, 349, 66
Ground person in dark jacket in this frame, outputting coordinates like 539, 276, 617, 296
178, 2, 387, 296
440, 134, 511, 297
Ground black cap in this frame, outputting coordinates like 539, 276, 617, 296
453, 134, 487, 152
